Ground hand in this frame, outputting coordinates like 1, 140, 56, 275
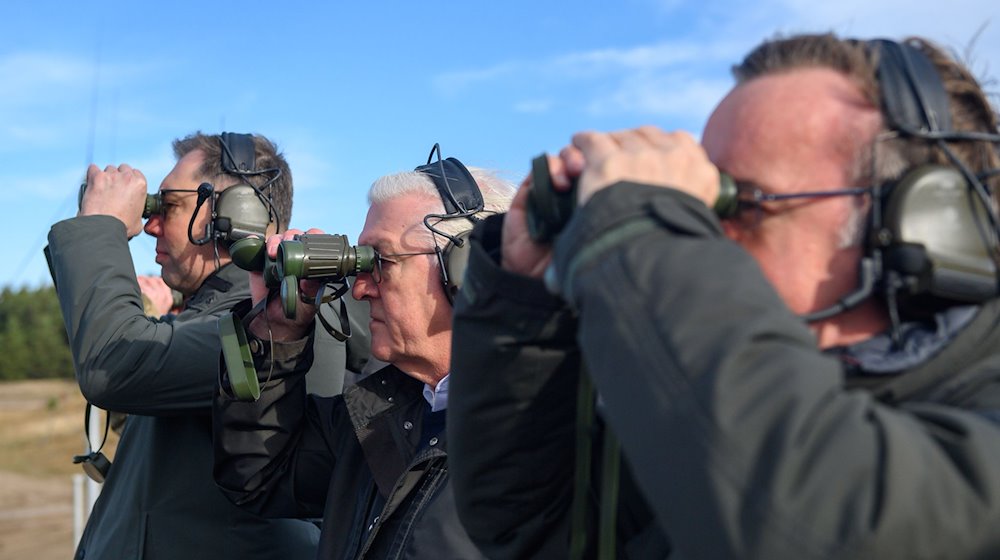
569, 126, 720, 208
136, 275, 175, 316
500, 154, 576, 279
79, 163, 148, 238
247, 228, 325, 341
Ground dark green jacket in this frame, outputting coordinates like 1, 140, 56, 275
448, 183, 1000, 559
48, 215, 359, 560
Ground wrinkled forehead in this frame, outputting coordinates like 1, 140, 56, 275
359, 193, 440, 252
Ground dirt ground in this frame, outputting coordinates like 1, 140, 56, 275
0, 379, 118, 560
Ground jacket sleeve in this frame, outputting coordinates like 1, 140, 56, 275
47, 215, 245, 414
549, 182, 1000, 559
213, 328, 347, 519
449, 214, 582, 559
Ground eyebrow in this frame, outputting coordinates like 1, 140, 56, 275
160, 188, 198, 198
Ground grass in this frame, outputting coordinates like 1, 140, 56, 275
0, 379, 119, 478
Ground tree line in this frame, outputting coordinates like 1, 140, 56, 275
0, 285, 75, 380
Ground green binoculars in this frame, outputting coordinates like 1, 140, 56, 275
222, 233, 374, 402
229, 233, 376, 319
78, 182, 163, 219
525, 155, 738, 242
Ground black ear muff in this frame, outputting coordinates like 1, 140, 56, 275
439, 230, 473, 304
414, 144, 484, 304
880, 164, 999, 308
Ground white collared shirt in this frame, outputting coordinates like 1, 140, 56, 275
423, 375, 449, 412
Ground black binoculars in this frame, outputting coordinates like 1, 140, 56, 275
525, 155, 738, 242
230, 234, 376, 318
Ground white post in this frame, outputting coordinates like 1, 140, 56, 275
86, 404, 103, 514
72, 473, 85, 546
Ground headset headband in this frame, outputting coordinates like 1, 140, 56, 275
870, 39, 953, 136
415, 151, 484, 215
221, 132, 257, 174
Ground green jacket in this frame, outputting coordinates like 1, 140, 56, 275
48, 215, 363, 560
448, 183, 1000, 559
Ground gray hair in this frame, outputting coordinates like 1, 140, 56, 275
368, 166, 517, 237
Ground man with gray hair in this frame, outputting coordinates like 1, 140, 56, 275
213, 149, 515, 559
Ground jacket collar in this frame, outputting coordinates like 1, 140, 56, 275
840, 300, 1000, 403
185, 262, 246, 311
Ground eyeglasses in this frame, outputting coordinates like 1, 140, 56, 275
370, 249, 439, 284
142, 188, 201, 220
727, 184, 872, 230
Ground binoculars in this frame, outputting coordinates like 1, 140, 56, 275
229, 234, 376, 318
525, 155, 739, 242
78, 182, 163, 219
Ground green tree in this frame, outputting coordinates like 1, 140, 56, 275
0, 285, 74, 380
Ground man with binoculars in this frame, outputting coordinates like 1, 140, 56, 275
447, 34, 1000, 559
47, 132, 341, 559
212, 153, 514, 559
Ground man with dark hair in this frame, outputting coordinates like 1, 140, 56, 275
448, 34, 1000, 559
48, 132, 362, 559
212, 161, 515, 559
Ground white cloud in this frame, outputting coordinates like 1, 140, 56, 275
587, 73, 731, 121
0, 52, 95, 102
0, 148, 176, 204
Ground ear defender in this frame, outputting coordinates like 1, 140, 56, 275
414, 144, 484, 304
438, 230, 473, 303
192, 132, 275, 249
865, 40, 1000, 319
214, 184, 274, 242
878, 165, 999, 313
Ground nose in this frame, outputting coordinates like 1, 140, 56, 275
143, 214, 163, 237
352, 272, 378, 301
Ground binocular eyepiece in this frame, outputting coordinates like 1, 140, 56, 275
142, 193, 162, 219
525, 155, 738, 242
230, 234, 376, 318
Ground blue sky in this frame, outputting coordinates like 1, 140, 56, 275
3, 0, 999, 288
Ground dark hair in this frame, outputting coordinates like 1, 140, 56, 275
172, 132, 293, 229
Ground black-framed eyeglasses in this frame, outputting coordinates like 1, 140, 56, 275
727, 185, 872, 229
371, 249, 440, 284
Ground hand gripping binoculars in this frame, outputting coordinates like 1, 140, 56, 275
221, 233, 374, 401
78, 183, 163, 219
525, 155, 738, 242
229, 233, 376, 319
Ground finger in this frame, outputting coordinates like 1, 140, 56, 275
571, 131, 619, 164
86, 164, 101, 184
265, 234, 284, 258
608, 129, 651, 152
636, 127, 697, 152
509, 177, 532, 212
544, 153, 570, 192
305, 227, 324, 234
131, 167, 147, 187
557, 146, 586, 184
